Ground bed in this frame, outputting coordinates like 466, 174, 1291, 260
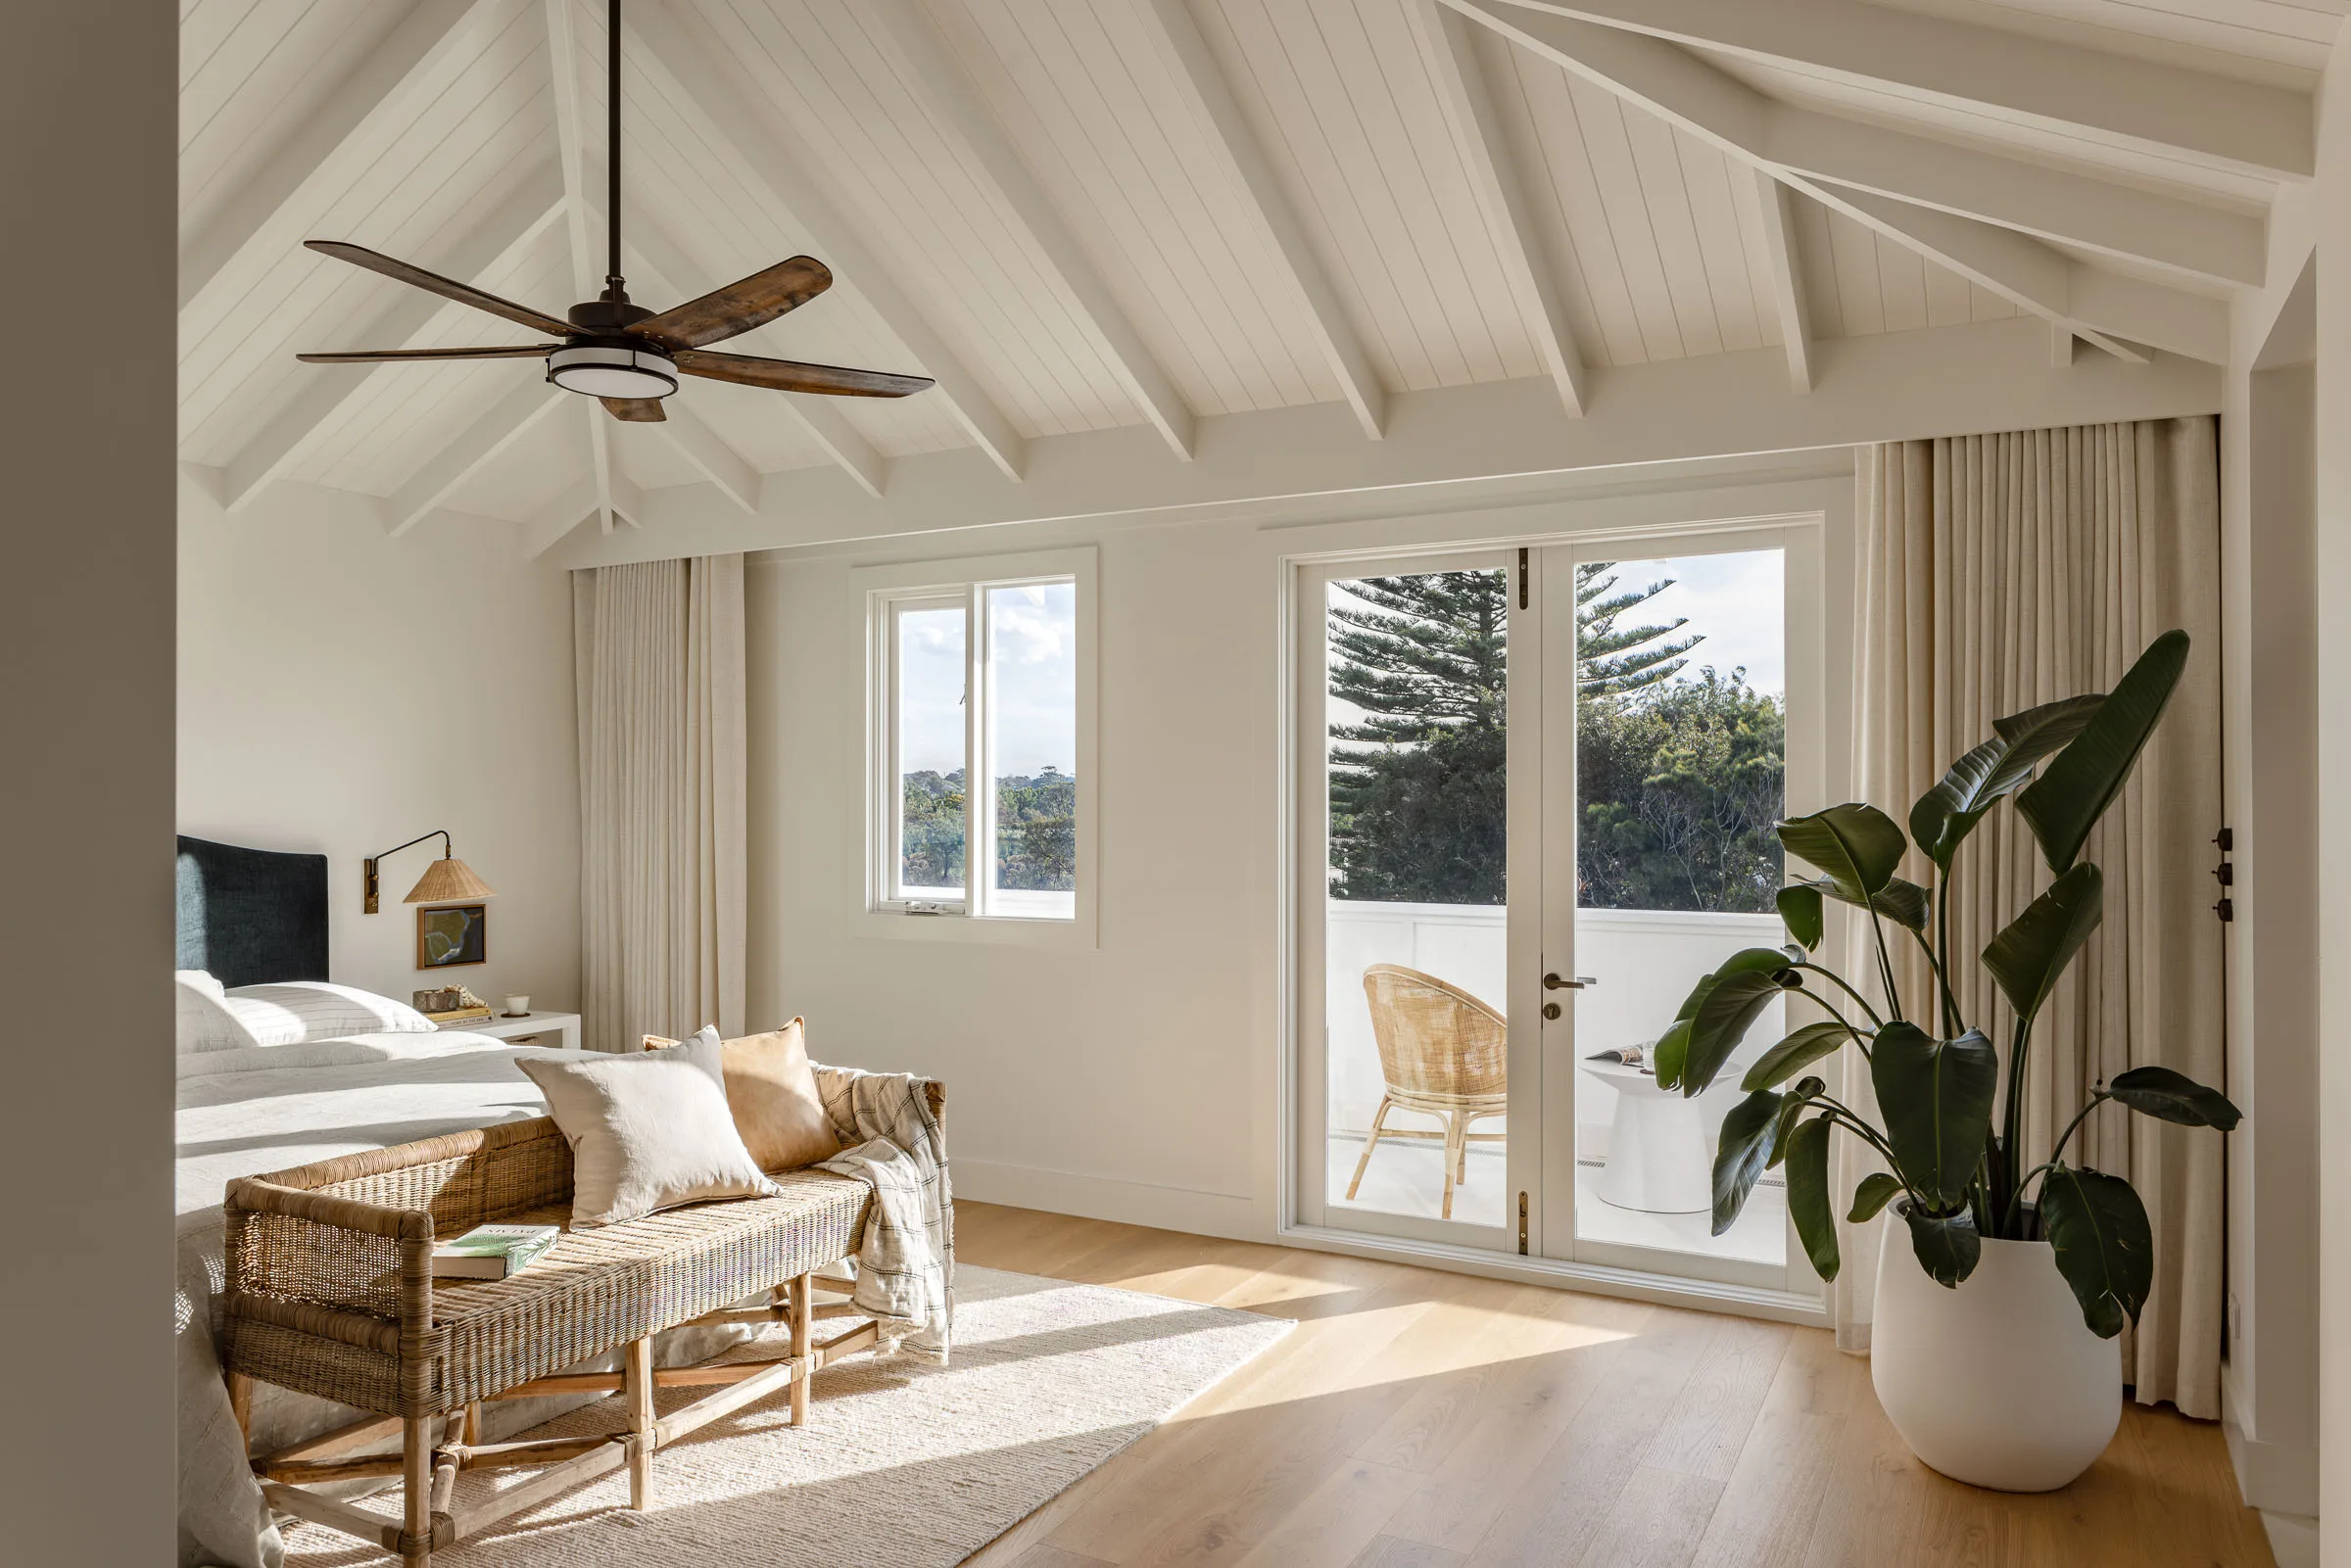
171, 838, 748, 1568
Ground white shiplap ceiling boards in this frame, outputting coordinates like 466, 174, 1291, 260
177, 0, 2320, 561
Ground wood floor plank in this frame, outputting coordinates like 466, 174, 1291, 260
952, 1207, 2264, 1568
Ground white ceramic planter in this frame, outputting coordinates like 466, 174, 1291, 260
1871, 1215, 2121, 1492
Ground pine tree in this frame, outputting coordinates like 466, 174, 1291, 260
1326, 567, 1700, 902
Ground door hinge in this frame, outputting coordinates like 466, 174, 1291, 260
1517, 547, 1528, 610
2214, 827, 2234, 923
1517, 1191, 1529, 1256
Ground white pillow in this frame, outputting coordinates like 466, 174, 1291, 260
515, 1026, 780, 1228
175, 972, 252, 1054
220, 981, 437, 1046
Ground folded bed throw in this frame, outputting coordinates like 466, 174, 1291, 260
816, 1065, 955, 1359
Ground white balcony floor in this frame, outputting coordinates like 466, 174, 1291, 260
1323, 1134, 1787, 1267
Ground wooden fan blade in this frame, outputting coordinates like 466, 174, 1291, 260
306, 241, 574, 337
600, 398, 668, 422
296, 345, 552, 363
629, 256, 833, 351
675, 349, 934, 399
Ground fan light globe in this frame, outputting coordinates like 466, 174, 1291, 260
548, 343, 679, 399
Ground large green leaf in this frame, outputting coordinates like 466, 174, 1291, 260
1778, 882, 1824, 951
1901, 1201, 1983, 1287
2107, 1066, 2242, 1130
1778, 803, 1909, 901
1785, 1117, 1841, 1280
1871, 1023, 1998, 1210
1650, 974, 1714, 1090
1982, 864, 2104, 1025
1713, 1089, 1785, 1236
1681, 957, 1800, 1097
1847, 1171, 1902, 1223
1765, 1076, 1825, 1168
1907, 695, 2104, 871
2038, 1164, 2153, 1338
1743, 1022, 1857, 1092
2017, 631, 2191, 874
1791, 874, 1930, 932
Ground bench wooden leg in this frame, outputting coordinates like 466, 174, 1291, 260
625, 1336, 655, 1510
791, 1272, 813, 1428
402, 1416, 433, 1567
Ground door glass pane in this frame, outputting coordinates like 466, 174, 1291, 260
984, 581, 1078, 919
1324, 570, 1509, 1228
1571, 549, 1789, 1265
895, 604, 966, 898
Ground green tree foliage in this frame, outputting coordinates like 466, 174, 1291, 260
899, 766, 1076, 893
1326, 564, 1782, 911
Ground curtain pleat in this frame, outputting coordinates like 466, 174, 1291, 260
573, 554, 747, 1055
1846, 419, 2224, 1415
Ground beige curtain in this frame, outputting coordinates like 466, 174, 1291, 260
573, 555, 746, 1054
1844, 420, 2225, 1415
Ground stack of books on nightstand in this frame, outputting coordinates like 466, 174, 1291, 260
425, 1004, 495, 1028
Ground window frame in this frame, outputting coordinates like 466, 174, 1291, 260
860, 546, 1097, 947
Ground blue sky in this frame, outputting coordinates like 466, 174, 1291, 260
898, 582, 1077, 777
1594, 546, 1784, 697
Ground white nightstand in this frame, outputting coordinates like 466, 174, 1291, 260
441, 1011, 582, 1051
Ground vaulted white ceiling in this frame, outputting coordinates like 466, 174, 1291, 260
178, 0, 2333, 556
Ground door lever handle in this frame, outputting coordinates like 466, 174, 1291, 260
1543, 973, 1595, 990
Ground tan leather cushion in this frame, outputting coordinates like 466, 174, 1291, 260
644, 1019, 842, 1173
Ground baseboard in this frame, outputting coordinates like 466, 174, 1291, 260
952, 1158, 1263, 1243
2256, 1510, 2318, 1568
2224, 1412, 2322, 1518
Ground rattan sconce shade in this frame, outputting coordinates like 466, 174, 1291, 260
404, 856, 497, 905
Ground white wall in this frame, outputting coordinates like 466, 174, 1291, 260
176, 479, 582, 1011
0, 4, 177, 1559
744, 465, 1848, 1241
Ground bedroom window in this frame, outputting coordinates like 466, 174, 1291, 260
866, 548, 1094, 939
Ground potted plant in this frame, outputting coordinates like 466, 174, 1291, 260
1654, 629, 2239, 1492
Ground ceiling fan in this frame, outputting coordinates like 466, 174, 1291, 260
294, 0, 933, 424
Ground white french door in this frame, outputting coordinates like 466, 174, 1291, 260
1293, 524, 1826, 1303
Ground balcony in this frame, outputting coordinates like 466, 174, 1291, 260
1324, 898, 1788, 1263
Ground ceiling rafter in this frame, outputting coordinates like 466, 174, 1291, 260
1446, 1, 2229, 365
1486, 0, 2314, 178
219, 163, 568, 513
179, 0, 502, 317
1134, 0, 1387, 441
522, 474, 600, 559
629, 1, 1029, 481
1750, 169, 1811, 393
384, 377, 569, 539
1406, 0, 1587, 418
864, 0, 1195, 460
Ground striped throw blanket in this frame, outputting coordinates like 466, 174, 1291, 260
812, 1064, 954, 1360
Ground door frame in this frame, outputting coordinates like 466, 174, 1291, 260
1276, 512, 1835, 1323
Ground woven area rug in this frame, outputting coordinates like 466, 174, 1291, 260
282, 1264, 1291, 1567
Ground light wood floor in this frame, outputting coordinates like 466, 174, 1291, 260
955, 1202, 2273, 1568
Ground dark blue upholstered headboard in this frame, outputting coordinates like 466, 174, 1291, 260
175, 836, 330, 989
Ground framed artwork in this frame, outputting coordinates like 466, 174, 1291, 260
416, 903, 488, 968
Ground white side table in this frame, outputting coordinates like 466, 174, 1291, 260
1582, 1058, 1711, 1214
442, 1011, 582, 1051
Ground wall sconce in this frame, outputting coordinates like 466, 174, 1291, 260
362, 830, 497, 914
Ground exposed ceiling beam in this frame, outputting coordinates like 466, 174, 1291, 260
645, 398, 760, 513
1134, 0, 1388, 440
1761, 104, 2266, 289
1487, 0, 2313, 178
218, 163, 567, 512
544, 316, 2217, 567
179, 0, 503, 315
1448, 2, 2228, 364
384, 377, 569, 539
629, 1, 1029, 480
1750, 170, 1811, 393
522, 473, 600, 559
1407, 0, 1587, 417
614, 218, 890, 500
863, 0, 1194, 460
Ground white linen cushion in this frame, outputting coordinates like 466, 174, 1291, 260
515, 1026, 780, 1227
219, 981, 437, 1046
175, 972, 254, 1054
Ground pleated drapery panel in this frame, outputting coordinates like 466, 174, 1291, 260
1847, 420, 2224, 1415
573, 555, 746, 1055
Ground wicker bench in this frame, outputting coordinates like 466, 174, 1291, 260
219, 1079, 943, 1566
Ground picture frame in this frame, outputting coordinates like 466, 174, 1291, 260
416, 902, 488, 968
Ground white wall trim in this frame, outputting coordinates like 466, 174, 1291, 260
952, 1159, 1260, 1243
